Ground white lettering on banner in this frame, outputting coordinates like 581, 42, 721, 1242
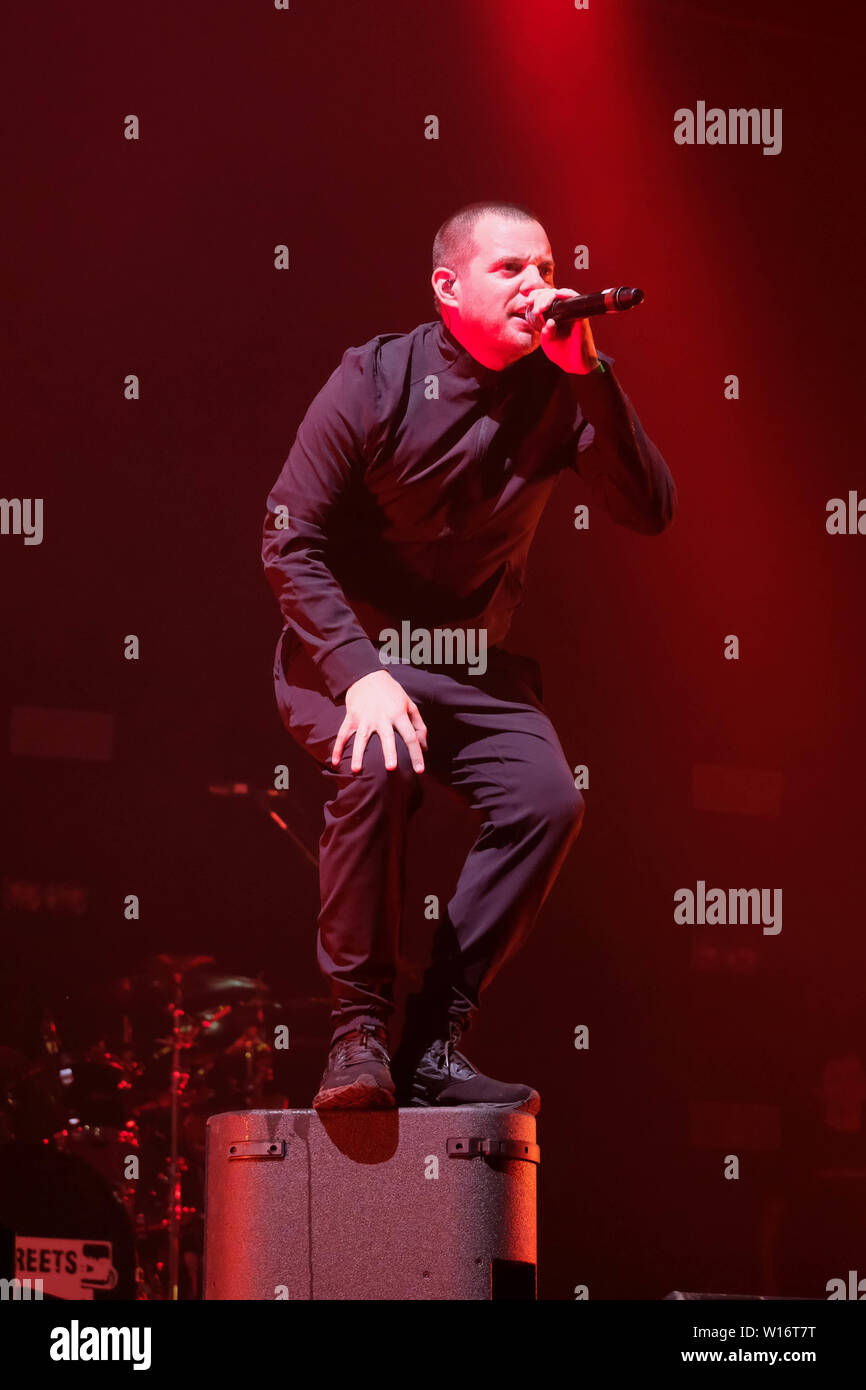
15, 1236, 118, 1300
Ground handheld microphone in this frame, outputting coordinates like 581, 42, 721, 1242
525, 286, 645, 331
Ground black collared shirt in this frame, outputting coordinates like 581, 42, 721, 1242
262, 319, 678, 702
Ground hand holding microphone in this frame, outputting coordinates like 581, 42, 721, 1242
524, 285, 645, 332
524, 284, 645, 375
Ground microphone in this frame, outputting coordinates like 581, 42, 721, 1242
525, 286, 644, 331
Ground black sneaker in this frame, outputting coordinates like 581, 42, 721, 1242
312, 1022, 396, 1111
398, 1018, 540, 1114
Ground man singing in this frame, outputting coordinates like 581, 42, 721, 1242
261, 201, 677, 1112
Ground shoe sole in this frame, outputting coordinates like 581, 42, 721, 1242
313, 1077, 397, 1111
407, 1092, 541, 1116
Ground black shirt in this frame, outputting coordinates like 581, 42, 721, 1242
262, 319, 678, 703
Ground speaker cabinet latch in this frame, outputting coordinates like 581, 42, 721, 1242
447, 1136, 540, 1164
227, 1140, 286, 1160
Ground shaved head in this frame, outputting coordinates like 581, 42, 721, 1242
431, 201, 542, 315
430, 202, 556, 369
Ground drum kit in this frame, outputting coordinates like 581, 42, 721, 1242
0, 954, 294, 1300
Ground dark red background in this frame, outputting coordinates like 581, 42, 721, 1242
2, 0, 864, 1297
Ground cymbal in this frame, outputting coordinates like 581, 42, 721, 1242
182, 973, 271, 1010
118, 964, 268, 1013
115, 959, 213, 1005
151, 953, 215, 972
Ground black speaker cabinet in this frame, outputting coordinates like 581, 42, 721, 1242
204, 1107, 539, 1300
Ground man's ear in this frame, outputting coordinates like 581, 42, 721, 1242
432, 266, 458, 310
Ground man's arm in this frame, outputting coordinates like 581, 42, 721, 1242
261, 344, 385, 703
563, 357, 679, 535
533, 288, 678, 536
261, 343, 428, 774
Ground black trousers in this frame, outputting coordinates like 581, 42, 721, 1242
274, 639, 585, 1042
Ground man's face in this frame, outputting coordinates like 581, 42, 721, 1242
442, 213, 555, 369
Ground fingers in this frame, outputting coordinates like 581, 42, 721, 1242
350, 725, 372, 773
532, 287, 558, 316
407, 700, 428, 750
331, 694, 429, 775
331, 718, 351, 767
332, 719, 374, 772
395, 714, 425, 773
376, 722, 399, 772
538, 286, 580, 335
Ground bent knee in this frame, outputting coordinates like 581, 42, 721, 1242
524, 777, 585, 838
553, 784, 585, 837
345, 734, 420, 794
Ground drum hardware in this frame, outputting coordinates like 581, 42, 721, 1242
3, 955, 300, 1297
